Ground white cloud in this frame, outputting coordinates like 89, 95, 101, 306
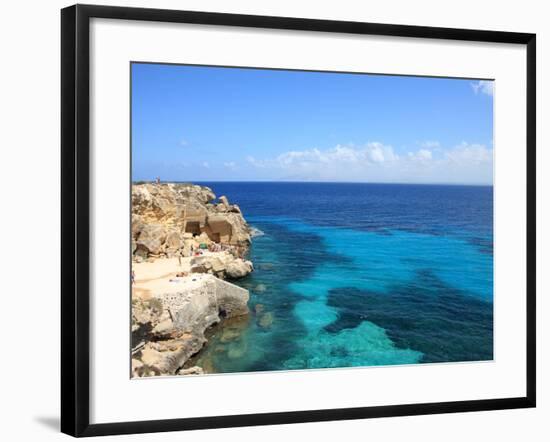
224, 161, 237, 170
471, 80, 494, 96
273, 142, 398, 168
408, 149, 432, 161
245, 141, 493, 184
327, 145, 359, 163
180, 138, 189, 147
202, 161, 210, 169
445, 142, 492, 164
367, 142, 398, 163
369, 145, 385, 163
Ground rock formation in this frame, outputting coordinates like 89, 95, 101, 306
189, 252, 254, 280
132, 274, 249, 377
131, 183, 256, 376
132, 183, 251, 262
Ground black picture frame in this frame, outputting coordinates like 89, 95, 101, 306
61, 4, 536, 437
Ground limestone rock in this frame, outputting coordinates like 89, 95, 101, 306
132, 214, 145, 239
209, 257, 226, 273
219, 195, 230, 207
139, 333, 206, 375
131, 183, 251, 261
165, 230, 181, 249
131, 275, 249, 377
178, 366, 204, 375
152, 318, 174, 335
132, 298, 163, 326
226, 259, 254, 279
189, 253, 253, 279
131, 358, 144, 377
136, 224, 166, 255
190, 264, 209, 274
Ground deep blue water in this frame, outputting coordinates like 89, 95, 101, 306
189, 182, 493, 372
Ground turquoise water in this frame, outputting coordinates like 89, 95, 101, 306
190, 182, 493, 373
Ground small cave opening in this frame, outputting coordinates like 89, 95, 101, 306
185, 221, 201, 235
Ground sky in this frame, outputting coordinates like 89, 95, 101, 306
131, 63, 494, 184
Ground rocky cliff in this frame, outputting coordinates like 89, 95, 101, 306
132, 183, 253, 277
132, 274, 249, 377
131, 183, 255, 376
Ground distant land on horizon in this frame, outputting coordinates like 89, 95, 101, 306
132, 179, 494, 187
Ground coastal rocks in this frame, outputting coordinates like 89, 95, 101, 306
139, 333, 206, 374
177, 366, 204, 375
131, 358, 146, 377
219, 195, 230, 208
136, 224, 167, 255
258, 312, 274, 329
249, 227, 264, 237
131, 274, 250, 377
132, 297, 164, 327
165, 230, 182, 250
219, 328, 242, 343
132, 183, 251, 261
151, 318, 174, 335
225, 259, 254, 279
190, 252, 253, 280
131, 183, 256, 376
227, 341, 248, 359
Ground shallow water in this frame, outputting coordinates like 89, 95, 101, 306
190, 182, 493, 373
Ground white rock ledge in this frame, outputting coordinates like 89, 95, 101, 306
132, 274, 249, 377
159, 274, 250, 331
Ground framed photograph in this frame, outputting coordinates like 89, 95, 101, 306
61, 4, 536, 437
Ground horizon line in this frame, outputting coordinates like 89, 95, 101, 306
132, 179, 493, 187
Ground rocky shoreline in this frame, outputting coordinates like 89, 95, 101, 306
131, 183, 254, 377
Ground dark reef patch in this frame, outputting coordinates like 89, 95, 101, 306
324, 269, 493, 363
193, 219, 332, 373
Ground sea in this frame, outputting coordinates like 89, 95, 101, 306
188, 182, 493, 373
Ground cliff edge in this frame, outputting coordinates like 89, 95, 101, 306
131, 183, 254, 376
132, 182, 252, 261
132, 274, 249, 377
